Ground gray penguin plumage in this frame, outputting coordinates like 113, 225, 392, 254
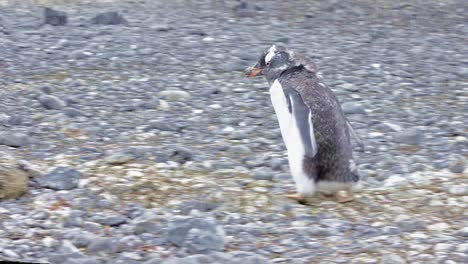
247, 45, 360, 203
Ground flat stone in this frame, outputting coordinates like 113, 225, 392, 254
38, 95, 66, 110
393, 128, 425, 145
158, 90, 191, 101
448, 184, 468, 196
341, 102, 366, 114
427, 222, 451, 232
0, 132, 30, 147
40, 167, 82, 190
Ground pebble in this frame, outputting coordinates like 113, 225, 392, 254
43, 7, 67, 26
0, 132, 30, 147
393, 128, 425, 145
91, 11, 127, 25
38, 95, 67, 110
427, 223, 451, 232
158, 90, 191, 101
40, 167, 82, 190
341, 102, 366, 114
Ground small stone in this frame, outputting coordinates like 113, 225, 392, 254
339, 83, 359, 92
178, 201, 219, 215
105, 152, 134, 165
383, 254, 406, 264
96, 215, 128, 226
393, 128, 425, 145
63, 107, 85, 118
433, 243, 453, 252
64, 257, 103, 264
158, 90, 191, 101
185, 228, 225, 254
44, 7, 67, 26
91, 12, 127, 25
0, 132, 30, 147
251, 167, 274, 181
38, 95, 66, 110
383, 175, 409, 188
167, 217, 221, 247
87, 238, 118, 254
456, 227, 468, 237
0, 165, 29, 200
40, 167, 82, 190
341, 102, 366, 114
448, 184, 468, 196
427, 222, 451, 232
133, 221, 159, 234
382, 122, 403, 132
455, 243, 468, 253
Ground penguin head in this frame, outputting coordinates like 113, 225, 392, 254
247, 45, 317, 83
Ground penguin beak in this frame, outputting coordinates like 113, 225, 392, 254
246, 67, 263, 78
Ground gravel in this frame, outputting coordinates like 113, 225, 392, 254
0, 0, 466, 263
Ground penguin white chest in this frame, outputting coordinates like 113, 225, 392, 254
269, 79, 315, 195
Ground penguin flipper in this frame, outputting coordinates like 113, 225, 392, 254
286, 89, 318, 158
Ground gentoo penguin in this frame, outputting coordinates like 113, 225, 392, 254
247, 45, 360, 203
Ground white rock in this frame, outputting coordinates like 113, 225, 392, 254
158, 90, 191, 101
456, 243, 468, 253
384, 175, 409, 188
433, 243, 453, 252
448, 184, 468, 196
427, 222, 451, 232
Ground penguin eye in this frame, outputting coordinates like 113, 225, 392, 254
266, 61, 271, 67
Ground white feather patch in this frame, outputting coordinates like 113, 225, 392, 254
270, 80, 315, 196
265, 45, 277, 64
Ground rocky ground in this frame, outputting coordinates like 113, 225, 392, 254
0, 0, 467, 263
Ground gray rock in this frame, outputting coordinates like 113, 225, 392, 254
170, 146, 193, 164
63, 257, 103, 264
133, 221, 159, 234
456, 227, 468, 237
0, 132, 30, 147
383, 254, 406, 264
158, 90, 191, 101
185, 228, 225, 254
178, 201, 219, 215
40, 167, 82, 190
96, 215, 128, 226
64, 108, 85, 118
105, 151, 135, 165
44, 7, 67, 26
91, 12, 127, 25
167, 217, 220, 247
393, 128, 425, 145
38, 95, 66, 110
341, 102, 366, 114
251, 167, 274, 181
49, 253, 85, 264
87, 238, 118, 254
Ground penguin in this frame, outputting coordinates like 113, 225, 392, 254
247, 45, 360, 203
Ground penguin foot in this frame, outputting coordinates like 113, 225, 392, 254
335, 190, 354, 203
286, 193, 307, 204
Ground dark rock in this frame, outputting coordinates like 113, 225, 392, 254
91, 12, 127, 25
44, 7, 67, 26
96, 215, 128, 226
38, 95, 66, 110
40, 167, 82, 190
170, 146, 193, 164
